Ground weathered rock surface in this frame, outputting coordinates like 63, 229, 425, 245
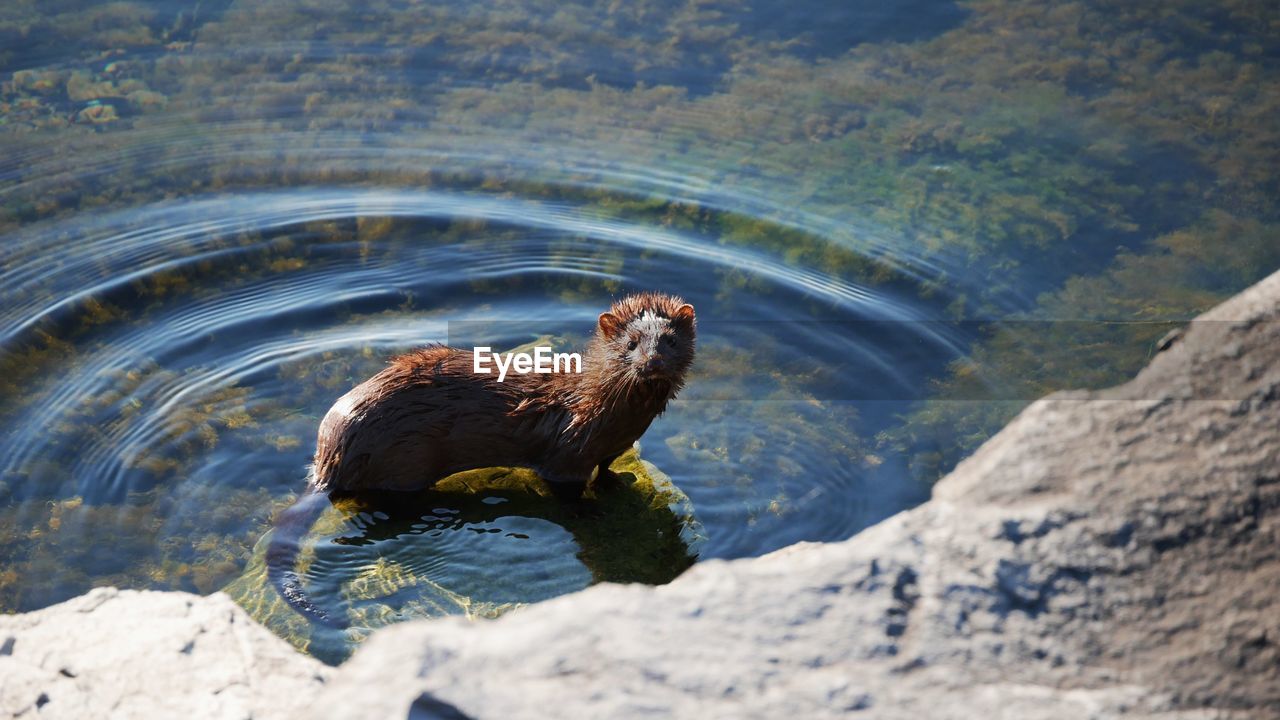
0, 588, 329, 719
1, 269, 1277, 719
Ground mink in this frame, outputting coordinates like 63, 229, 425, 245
267, 293, 696, 627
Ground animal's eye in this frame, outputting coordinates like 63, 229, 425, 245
663, 335, 677, 347
627, 340, 638, 351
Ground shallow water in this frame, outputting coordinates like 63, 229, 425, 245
2, 0, 1277, 661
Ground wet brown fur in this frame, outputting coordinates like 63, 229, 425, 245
309, 292, 696, 500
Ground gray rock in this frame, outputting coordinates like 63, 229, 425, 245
0, 588, 329, 719
1, 269, 1276, 719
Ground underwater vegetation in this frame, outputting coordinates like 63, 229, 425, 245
4, 0, 1275, 307
0, 0, 1277, 653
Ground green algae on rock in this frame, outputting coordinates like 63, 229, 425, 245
224, 448, 701, 661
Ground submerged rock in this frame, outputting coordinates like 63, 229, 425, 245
9, 69, 65, 94
65, 72, 118, 102
75, 103, 118, 124
126, 89, 169, 110
223, 448, 701, 662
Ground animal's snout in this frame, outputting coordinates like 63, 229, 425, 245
644, 357, 666, 373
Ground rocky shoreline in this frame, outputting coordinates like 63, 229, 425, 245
3, 269, 1277, 719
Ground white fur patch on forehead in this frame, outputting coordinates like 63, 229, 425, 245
628, 309, 670, 336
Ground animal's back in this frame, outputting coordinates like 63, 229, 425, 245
311, 346, 536, 492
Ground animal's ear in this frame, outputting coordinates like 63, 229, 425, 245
598, 311, 625, 339
672, 303, 695, 326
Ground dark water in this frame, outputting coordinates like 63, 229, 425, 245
2, 0, 1277, 661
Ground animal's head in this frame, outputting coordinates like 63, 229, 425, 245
596, 293, 696, 388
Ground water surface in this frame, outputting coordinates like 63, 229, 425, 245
1, 0, 1277, 661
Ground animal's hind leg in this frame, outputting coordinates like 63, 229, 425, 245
592, 452, 627, 491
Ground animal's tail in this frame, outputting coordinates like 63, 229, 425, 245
265, 489, 350, 629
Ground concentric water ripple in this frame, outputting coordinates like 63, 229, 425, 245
0, 0, 997, 662
0, 175, 977, 610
